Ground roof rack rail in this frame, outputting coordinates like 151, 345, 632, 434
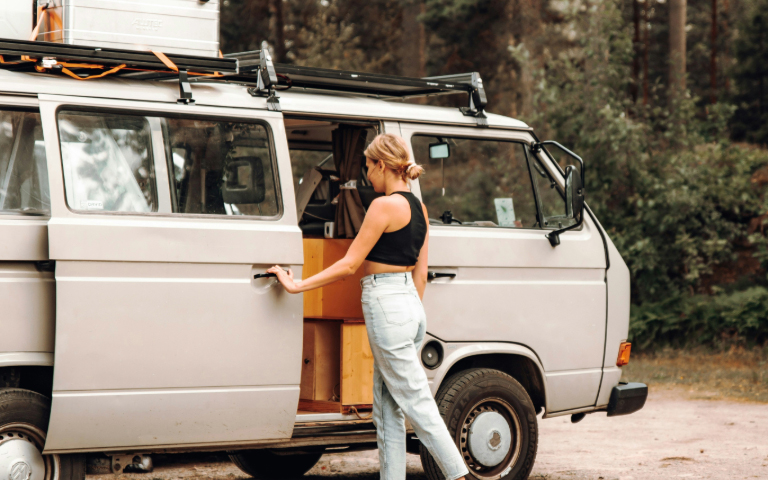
0, 39, 489, 124
223, 47, 488, 125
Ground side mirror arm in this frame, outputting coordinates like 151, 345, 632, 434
545, 210, 584, 247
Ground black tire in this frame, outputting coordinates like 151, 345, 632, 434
420, 368, 538, 480
0, 388, 86, 480
229, 449, 323, 479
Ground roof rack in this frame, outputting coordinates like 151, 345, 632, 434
0, 39, 489, 125
222, 48, 488, 125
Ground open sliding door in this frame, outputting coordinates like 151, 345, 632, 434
39, 95, 304, 452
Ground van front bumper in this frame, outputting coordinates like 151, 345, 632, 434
606, 382, 648, 417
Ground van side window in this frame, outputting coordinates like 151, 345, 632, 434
0, 110, 49, 215
59, 111, 157, 212
410, 135, 538, 228
164, 118, 279, 217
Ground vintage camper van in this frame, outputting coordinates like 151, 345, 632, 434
0, 39, 646, 480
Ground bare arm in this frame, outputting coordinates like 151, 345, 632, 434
411, 203, 430, 299
268, 198, 391, 294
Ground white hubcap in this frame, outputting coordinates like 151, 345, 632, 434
0, 435, 45, 480
467, 411, 512, 467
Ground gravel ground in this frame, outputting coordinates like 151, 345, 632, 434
89, 387, 768, 480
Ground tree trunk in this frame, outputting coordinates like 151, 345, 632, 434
669, 0, 687, 95
643, 2, 650, 105
401, 0, 426, 78
632, 0, 640, 103
272, 0, 286, 63
722, 0, 730, 92
710, 0, 718, 103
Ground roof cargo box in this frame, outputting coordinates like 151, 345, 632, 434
34, 0, 220, 58
0, 1, 33, 40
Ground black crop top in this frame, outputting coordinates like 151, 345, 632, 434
365, 191, 427, 267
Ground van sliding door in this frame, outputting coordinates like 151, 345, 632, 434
39, 96, 303, 453
399, 123, 607, 414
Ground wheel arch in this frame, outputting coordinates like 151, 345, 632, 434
428, 342, 547, 414
0, 354, 55, 399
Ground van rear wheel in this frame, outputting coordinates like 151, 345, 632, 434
0, 388, 86, 480
229, 449, 323, 479
420, 368, 538, 480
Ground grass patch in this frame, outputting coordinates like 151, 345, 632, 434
621, 347, 768, 403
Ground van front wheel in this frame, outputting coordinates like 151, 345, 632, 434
420, 368, 538, 480
0, 388, 86, 480
229, 449, 323, 479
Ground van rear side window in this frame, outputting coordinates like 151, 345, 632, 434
164, 118, 279, 217
0, 110, 49, 215
59, 111, 157, 213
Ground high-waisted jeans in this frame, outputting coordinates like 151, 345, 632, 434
360, 272, 468, 480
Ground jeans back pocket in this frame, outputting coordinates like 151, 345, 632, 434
376, 292, 420, 326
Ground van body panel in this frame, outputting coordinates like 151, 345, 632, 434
399, 122, 608, 414
544, 368, 603, 412
596, 367, 623, 406
45, 385, 298, 452
423, 341, 547, 399
0, 219, 50, 260
39, 97, 305, 451
0, 352, 54, 367
0, 262, 55, 354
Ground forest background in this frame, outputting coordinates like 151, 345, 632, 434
219, 0, 768, 353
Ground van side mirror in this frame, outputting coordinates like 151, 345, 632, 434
429, 142, 450, 159
565, 165, 584, 219
221, 156, 266, 204
533, 141, 585, 247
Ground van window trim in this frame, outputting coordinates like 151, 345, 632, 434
408, 131, 560, 232
52, 105, 285, 222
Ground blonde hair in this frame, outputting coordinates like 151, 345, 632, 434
363, 133, 424, 181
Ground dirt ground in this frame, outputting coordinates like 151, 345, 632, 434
89, 386, 768, 480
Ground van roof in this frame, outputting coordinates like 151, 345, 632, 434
0, 68, 529, 129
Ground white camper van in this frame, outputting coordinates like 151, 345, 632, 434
0, 37, 646, 480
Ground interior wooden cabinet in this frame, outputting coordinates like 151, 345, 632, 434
298, 238, 375, 415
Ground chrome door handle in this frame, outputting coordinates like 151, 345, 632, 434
254, 273, 277, 279
428, 272, 456, 281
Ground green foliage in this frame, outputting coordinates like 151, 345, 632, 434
523, 1, 768, 306
630, 287, 768, 350
730, 0, 768, 146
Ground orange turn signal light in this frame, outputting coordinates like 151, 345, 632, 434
616, 342, 632, 367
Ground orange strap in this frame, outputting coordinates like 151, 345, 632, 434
151, 51, 178, 72
30, 5, 63, 42
61, 64, 126, 81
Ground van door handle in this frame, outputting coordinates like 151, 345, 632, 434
428, 271, 456, 281
254, 273, 277, 279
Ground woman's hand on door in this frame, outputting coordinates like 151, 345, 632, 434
267, 265, 301, 294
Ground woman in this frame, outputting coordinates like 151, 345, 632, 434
267, 133, 469, 480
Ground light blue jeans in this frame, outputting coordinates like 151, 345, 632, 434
360, 272, 469, 480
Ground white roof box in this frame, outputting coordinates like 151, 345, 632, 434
34, 0, 220, 57
0, 1, 34, 40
